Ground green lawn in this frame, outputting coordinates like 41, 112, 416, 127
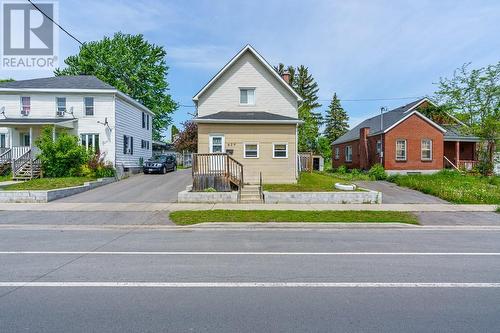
2, 177, 96, 191
0, 173, 11, 182
170, 210, 419, 225
388, 170, 500, 204
263, 172, 364, 192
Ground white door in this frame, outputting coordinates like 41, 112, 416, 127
209, 135, 225, 171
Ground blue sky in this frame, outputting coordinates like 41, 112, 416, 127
2, 0, 499, 140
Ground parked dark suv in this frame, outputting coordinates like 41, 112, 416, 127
143, 155, 177, 174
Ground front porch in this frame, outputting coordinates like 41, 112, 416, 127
443, 140, 478, 171
0, 118, 76, 180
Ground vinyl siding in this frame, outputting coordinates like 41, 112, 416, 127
114, 96, 152, 168
198, 123, 297, 184
197, 51, 298, 118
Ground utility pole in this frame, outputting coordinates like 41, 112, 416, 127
380, 107, 387, 164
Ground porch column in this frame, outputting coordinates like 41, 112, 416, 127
455, 141, 460, 166
29, 127, 33, 149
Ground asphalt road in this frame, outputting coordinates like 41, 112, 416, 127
1, 223, 500, 332
58, 168, 192, 203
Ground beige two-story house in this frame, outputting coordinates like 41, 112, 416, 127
192, 45, 303, 184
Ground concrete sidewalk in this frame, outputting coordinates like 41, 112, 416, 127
0, 202, 497, 212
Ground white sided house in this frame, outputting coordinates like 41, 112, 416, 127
191, 45, 303, 200
0, 76, 153, 179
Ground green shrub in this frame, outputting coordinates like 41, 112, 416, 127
368, 163, 387, 180
87, 152, 116, 178
36, 127, 89, 178
203, 187, 217, 192
336, 165, 347, 174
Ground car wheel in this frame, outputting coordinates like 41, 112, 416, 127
162, 166, 167, 174
173, 165, 177, 171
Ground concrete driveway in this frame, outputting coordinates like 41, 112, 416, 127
355, 180, 447, 204
59, 168, 191, 203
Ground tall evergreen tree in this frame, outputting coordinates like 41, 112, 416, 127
323, 93, 349, 142
275, 64, 322, 151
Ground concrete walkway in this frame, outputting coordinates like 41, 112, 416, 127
0, 202, 496, 212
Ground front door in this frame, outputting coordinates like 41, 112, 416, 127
209, 135, 225, 171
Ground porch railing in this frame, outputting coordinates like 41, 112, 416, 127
0, 148, 11, 164
12, 146, 31, 159
12, 149, 32, 176
458, 160, 478, 171
192, 153, 243, 192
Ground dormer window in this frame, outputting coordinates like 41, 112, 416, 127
21, 96, 30, 116
239, 88, 255, 105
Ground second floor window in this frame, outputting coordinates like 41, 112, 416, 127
56, 97, 66, 117
21, 96, 30, 116
240, 88, 255, 105
84, 97, 94, 116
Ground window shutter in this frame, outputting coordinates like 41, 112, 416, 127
130, 137, 134, 155
123, 135, 127, 154
147, 115, 149, 130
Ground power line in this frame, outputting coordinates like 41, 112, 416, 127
319, 96, 426, 102
27, 0, 84, 46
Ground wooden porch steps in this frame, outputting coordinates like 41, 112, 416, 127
12, 160, 41, 180
240, 185, 263, 203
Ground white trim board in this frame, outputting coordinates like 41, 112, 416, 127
192, 44, 303, 102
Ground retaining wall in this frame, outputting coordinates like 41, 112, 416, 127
263, 189, 382, 204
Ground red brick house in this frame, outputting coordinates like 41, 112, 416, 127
331, 98, 480, 174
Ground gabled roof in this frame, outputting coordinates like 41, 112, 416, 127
192, 44, 303, 102
0, 75, 115, 90
333, 98, 447, 145
194, 111, 302, 124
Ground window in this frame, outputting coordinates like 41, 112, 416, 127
239, 88, 255, 105
141, 140, 150, 150
123, 135, 133, 155
334, 147, 339, 160
56, 97, 66, 117
146, 114, 149, 130
244, 143, 259, 158
0, 134, 5, 148
84, 97, 94, 116
396, 139, 407, 161
210, 135, 224, 153
21, 96, 30, 116
142, 112, 146, 129
80, 134, 100, 151
376, 140, 382, 154
273, 143, 288, 158
345, 146, 352, 162
421, 139, 432, 161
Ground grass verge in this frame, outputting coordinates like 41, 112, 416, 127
387, 170, 500, 204
170, 210, 419, 225
2, 177, 96, 191
263, 172, 365, 192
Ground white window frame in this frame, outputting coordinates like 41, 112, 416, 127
0, 133, 6, 148
209, 134, 225, 153
56, 97, 66, 117
80, 133, 100, 151
421, 139, 432, 161
345, 145, 352, 162
334, 147, 339, 160
239, 88, 255, 106
20, 96, 30, 116
376, 140, 382, 154
396, 139, 407, 161
273, 142, 288, 159
84, 97, 94, 116
243, 143, 259, 159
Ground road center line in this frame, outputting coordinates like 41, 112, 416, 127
0, 282, 500, 288
1, 251, 500, 256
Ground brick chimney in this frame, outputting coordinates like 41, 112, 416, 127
359, 127, 370, 170
281, 70, 290, 84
